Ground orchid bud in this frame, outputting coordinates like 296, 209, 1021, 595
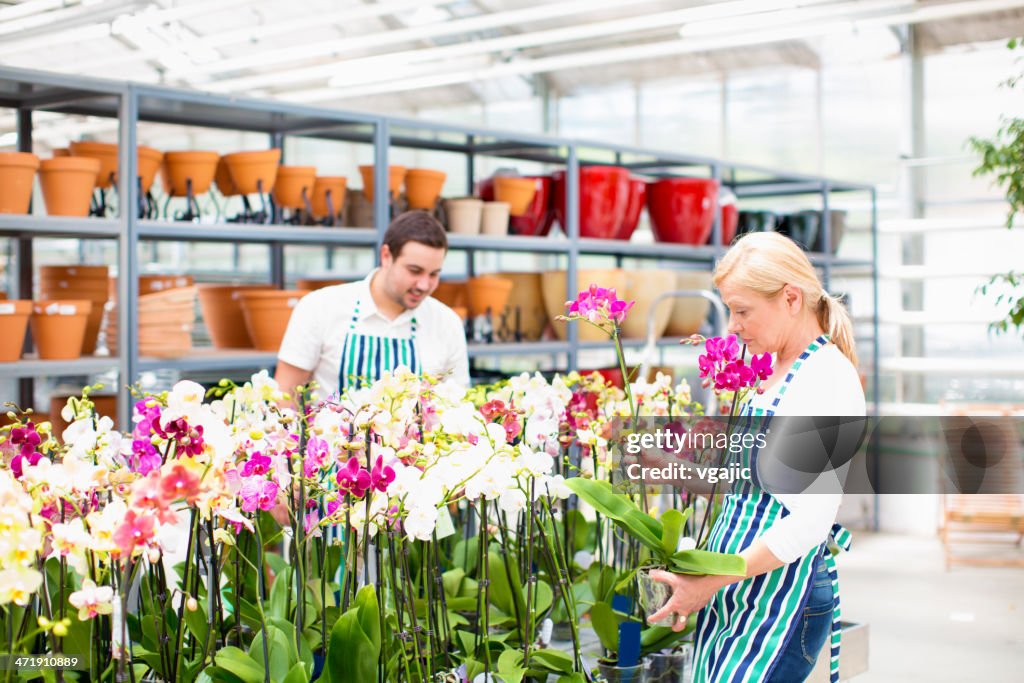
52, 622, 68, 637
186, 597, 198, 612
148, 548, 162, 564
38, 616, 52, 629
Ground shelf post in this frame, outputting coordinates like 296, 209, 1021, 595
710, 162, 722, 256
16, 108, 33, 409
117, 86, 139, 429
566, 146, 580, 370
373, 119, 390, 265
270, 132, 286, 287
822, 181, 832, 289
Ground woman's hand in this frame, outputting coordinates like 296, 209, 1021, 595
648, 570, 731, 632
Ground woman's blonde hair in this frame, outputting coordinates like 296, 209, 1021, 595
712, 231, 858, 368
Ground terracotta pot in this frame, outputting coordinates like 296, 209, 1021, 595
444, 198, 483, 235
138, 146, 164, 195
311, 176, 347, 219
273, 166, 317, 210
138, 274, 194, 296
0, 152, 39, 215
162, 151, 220, 197
552, 166, 631, 239
466, 276, 513, 319
616, 176, 647, 240
495, 272, 545, 342
52, 148, 70, 157
40, 264, 109, 281
197, 284, 277, 349
223, 149, 281, 195
493, 177, 537, 217
295, 278, 347, 291
664, 271, 713, 337
646, 177, 720, 245
404, 168, 446, 211
30, 300, 92, 360
238, 290, 310, 352
451, 306, 468, 321
620, 269, 676, 339
481, 201, 510, 236
39, 157, 100, 217
541, 268, 627, 342
358, 165, 406, 203
0, 300, 32, 362
214, 157, 239, 197
66, 142, 163, 194
344, 188, 375, 227
479, 175, 554, 237
432, 281, 467, 308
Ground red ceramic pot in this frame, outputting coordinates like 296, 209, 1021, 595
647, 178, 720, 245
616, 176, 647, 240
479, 175, 554, 237
717, 201, 739, 245
552, 165, 631, 240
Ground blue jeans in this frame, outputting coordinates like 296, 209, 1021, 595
766, 552, 834, 682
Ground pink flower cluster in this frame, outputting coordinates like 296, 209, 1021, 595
696, 334, 773, 393
6, 421, 44, 478
129, 399, 206, 474
480, 399, 523, 443
336, 455, 394, 500
563, 284, 635, 327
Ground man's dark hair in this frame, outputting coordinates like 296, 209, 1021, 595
383, 211, 448, 258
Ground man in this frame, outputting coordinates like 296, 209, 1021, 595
275, 211, 469, 398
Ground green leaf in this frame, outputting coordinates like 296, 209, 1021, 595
641, 624, 692, 655
587, 564, 618, 605
248, 624, 295, 682
660, 508, 689, 558
268, 567, 292, 621
669, 548, 746, 576
487, 551, 526, 620
589, 601, 628, 653
281, 662, 311, 683
323, 585, 380, 683
557, 675, 589, 683
529, 648, 575, 674
566, 478, 664, 557
214, 646, 265, 683
183, 601, 209, 652
442, 568, 466, 598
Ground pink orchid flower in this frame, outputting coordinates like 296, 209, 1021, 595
239, 478, 280, 513
336, 456, 371, 499
370, 455, 395, 493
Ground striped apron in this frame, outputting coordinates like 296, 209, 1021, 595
691, 334, 851, 683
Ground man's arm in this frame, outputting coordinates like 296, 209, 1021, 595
274, 360, 313, 403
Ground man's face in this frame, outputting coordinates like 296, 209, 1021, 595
380, 242, 445, 310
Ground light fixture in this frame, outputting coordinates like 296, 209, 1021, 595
678, 0, 913, 38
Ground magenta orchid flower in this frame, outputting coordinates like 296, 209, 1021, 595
241, 452, 272, 478
336, 456, 371, 499
239, 478, 280, 513
696, 334, 774, 396
370, 455, 395, 493
561, 283, 636, 330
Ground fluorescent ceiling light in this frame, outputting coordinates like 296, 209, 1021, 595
679, 0, 913, 37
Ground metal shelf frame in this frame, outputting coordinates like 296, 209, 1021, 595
0, 65, 879, 431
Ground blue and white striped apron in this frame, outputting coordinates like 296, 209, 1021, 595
692, 334, 851, 683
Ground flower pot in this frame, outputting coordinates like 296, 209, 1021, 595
481, 201, 510, 236
223, 149, 281, 195
444, 198, 483, 235
466, 276, 513, 319
238, 290, 310, 352
0, 152, 39, 214
39, 157, 101, 217
620, 269, 676, 339
493, 176, 537, 216
716, 190, 739, 246
215, 157, 240, 197
596, 660, 649, 683
344, 188, 375, 227
138, 274, 194, 296
162, 151, 220, 197
664, 271, 712, 337
197, 284, 276, 349
776, 210, 820, 251
495, 271, 545, 342
138, 146, 164, 195
552, 166, 631, 239
646, 178, 719, 245
273, 166, 317, 210
736, 210, 776, 236
30, 300, 92, 360
295, 278, 347, 291
0, 300, 32, 362
616, 176, 648, 241
52, 148, 69, 157
541, 268, 627, 342
404, 168, 446, 210
637, 567, 675, 628
432, 280, 467, 309
358, 165, 406, 203
479, 175, 554, 237
311, 176, 348, 220
645, 647, 693, 683
40, 264, 109, 282
68, 141, 118, 190
811, 210, 847, 254
39, 265, 109, 354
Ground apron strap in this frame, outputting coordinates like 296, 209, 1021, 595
824, 521, 851, 683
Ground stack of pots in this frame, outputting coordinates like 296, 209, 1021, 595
0, 152, 40, 215
106, 275, 195, 355
39, 265, 108, 355
444, 197, 510, 236
197, 284, 276, 349
238, 290, 310, 352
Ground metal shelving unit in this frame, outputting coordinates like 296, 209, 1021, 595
0, 64, 879, 430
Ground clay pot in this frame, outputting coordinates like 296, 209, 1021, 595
39, 157, 100, 217
541, 268, 627, 342
719, 200, 739, 246
359, 165, 406, 203
0, 152, 40, 215
67, 142, 163, 193
39, 265, 109, 354
479, 175, 554, 237
295, 278, 347, 291
493, 177, 537, 217
238, 290, 310, 352
495, 272, 545, 342
466, 276, 513, 319
776, 211, 820, 251
432, 281, 467, 308
311, 177, 347, 220
552, 166, 631, 239
616, 176, 647, 241
162, 151, 220, 197
138, 146, 164, 195
40, 265, 109, 281
223, 149, 281, 195
444, 198, 483, 235
620, 269, 676, 339
404, 169, 446, 211
481, 201, 510, 236
0, 300, 32, 362
737, 210, 776, 236
647, 177, 720, 245
52, 148, 70, 158
344, 188, 375, 227
215, 157, 239, 197
451, 306, 468, 321
664, 271, 713, 337
197, 284, 276, 349
30, 300, 92, 360
812, 210, 847, 254
139, 274, 194, 296
273, 166, 317, 210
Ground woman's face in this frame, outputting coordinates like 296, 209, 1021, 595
718, 280, 797, 355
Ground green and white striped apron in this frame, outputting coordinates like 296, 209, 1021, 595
692, 334, 851, 683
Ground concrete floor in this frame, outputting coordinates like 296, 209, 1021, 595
836, 532, 1024, 682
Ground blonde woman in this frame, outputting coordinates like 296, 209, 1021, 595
649, 232, 866, 683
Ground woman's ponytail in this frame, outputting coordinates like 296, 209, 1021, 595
817, 292, 858, 368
